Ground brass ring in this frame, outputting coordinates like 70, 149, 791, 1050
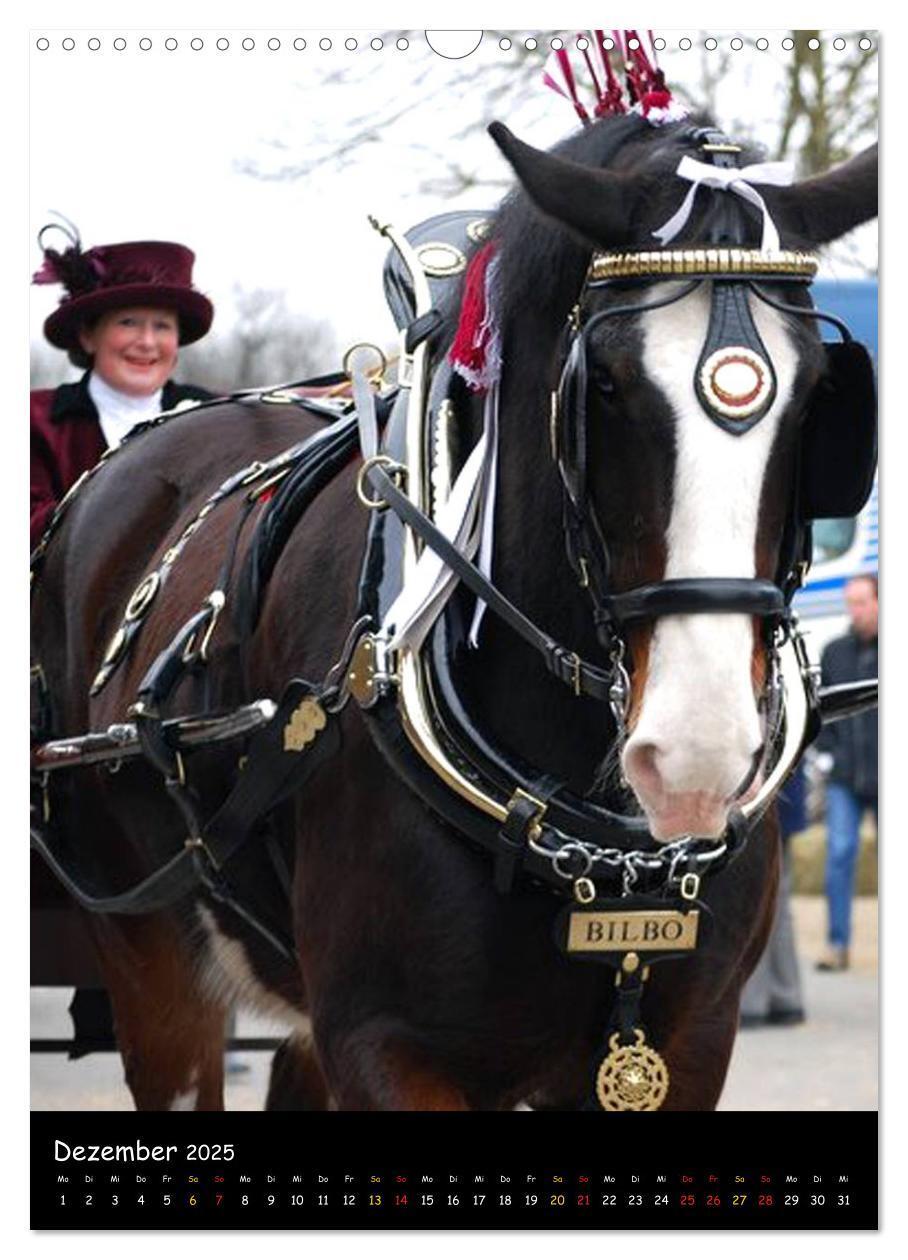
355, 455, 407, 512
343, 342, 388, 384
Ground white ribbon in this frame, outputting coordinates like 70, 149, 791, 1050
369, 246, 507, 656
381, 424, 489, 655
468, 382, 499, 646
378, 376, 502, 655
652, 156, 794, 253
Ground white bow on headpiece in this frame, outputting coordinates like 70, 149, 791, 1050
652, 156, 795, 253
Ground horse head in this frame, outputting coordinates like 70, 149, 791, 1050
490, 115, 877, 841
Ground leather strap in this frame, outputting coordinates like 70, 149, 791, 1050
30, 827, 211, 916
30, 678, 339, 964
494, 792, 550, 895
603, 577, 786, 623
817, 679, 879, 724
369, 464, 786, 688
367, 462, 617, 702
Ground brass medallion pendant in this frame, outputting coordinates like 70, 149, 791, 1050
595, 1029, 670, 1112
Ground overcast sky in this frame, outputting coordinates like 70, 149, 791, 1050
30, 28, 877, 381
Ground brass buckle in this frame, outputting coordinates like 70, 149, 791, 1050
240, 461, 268, 486
199, 590, 226, 661
573, 876, 597, 904
247, 468, 291, 501
506, 787, 547, 844
680, 872, 701, 901
181, 592, 225, 664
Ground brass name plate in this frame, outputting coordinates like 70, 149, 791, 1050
567, 909, 699, 953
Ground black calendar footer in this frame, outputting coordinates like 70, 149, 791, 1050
31, 1108, 877, 1229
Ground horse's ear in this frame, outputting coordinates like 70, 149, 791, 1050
488, 122, 632, 246
766, 143, 878, 245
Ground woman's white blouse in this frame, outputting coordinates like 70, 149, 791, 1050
88, 372, 164, 449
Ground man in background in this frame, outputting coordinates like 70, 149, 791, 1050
814, 575, 879, 972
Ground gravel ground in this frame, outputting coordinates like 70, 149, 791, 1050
30, 895, 877, 1112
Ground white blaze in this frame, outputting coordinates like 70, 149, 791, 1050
195, 904, 311, 1035
169, 1087, 199, 1112
623, 284, 797, 834
168, 1068, 200, 1112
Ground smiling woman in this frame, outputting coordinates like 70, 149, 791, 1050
30, 224, 216, 548
79, 308, 180, 400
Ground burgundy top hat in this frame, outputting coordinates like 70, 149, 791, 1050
33, 220, 214, 350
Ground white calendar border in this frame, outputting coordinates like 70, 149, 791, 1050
5, 2, 901, 1254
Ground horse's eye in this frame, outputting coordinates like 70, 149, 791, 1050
591, 370, 615, 397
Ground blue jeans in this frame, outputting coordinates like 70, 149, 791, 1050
825, 782, 876, 947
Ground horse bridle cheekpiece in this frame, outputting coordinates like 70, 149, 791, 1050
552, 126, 877, 690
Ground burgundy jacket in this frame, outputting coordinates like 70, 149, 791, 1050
30, 373, 212, 549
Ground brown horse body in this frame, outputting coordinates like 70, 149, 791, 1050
33, 396, 777, 1113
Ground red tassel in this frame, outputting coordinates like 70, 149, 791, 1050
641, 89, 671, 116
449, 243, 496, 390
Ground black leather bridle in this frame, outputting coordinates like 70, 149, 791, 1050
550, 127, 870, 687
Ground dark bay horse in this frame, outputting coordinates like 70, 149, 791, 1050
31, 112, 877, 1111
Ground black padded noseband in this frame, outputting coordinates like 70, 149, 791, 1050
603, 577, 785, 625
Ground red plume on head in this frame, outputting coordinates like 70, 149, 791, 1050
543, 30, 687, 126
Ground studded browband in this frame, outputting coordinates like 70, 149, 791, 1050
589, 248, 818, 282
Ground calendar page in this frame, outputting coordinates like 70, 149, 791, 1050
29, 24, 879, 1232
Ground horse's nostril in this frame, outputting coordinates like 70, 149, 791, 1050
623, 740, 664, 797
